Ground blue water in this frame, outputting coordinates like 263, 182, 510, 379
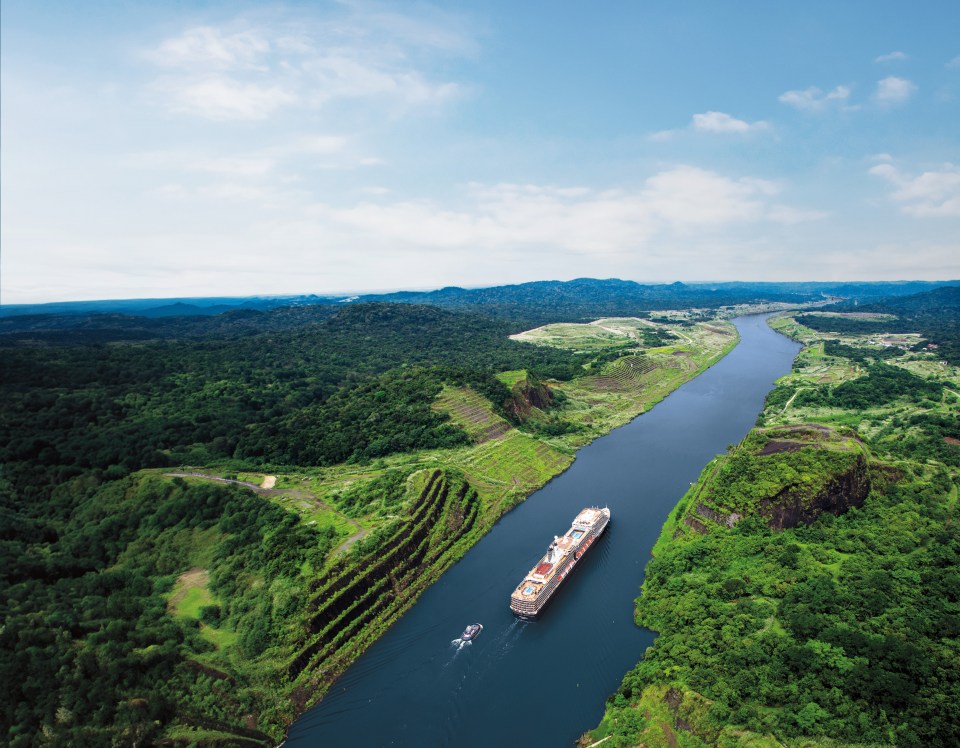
285, 314, 800, 747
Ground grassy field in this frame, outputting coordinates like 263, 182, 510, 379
166, 567, 241, 651
549, 318, 738, 441
168, 568, 212, 619
509, 317, 656, 352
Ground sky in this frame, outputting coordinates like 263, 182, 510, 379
2, 1, 960, 303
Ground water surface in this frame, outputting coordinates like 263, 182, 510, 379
286, 313, 800, 747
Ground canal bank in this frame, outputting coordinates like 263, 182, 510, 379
285, 313, 800, 747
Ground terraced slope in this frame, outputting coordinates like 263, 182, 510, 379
587, 355, 658, 393
287, 469, 481, 696
432, 385, 512, 443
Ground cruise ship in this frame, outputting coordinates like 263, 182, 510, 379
510, 507, 611, 618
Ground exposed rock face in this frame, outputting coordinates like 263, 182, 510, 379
760, 453, 871, 530
683, 515, 709, 533
696, 503, 742, 528
505, 375, 554, 419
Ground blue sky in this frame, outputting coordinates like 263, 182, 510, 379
2, 1, 959, 303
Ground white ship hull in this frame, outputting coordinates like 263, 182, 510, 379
510, 507, 610, 618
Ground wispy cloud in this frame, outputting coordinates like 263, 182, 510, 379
874, 50, 908, 63
650, 111, 769, 140
155, 76, 297, 120
869, 162, 960, 217
691, 111, 769, 134
147, 26, 271, 70
778, 85, 852, 111
947, 55, 960, 70
144, 8, 472, 121
310, 167, 821, 257
126, 134, 372, 200
873, 76, 917, 106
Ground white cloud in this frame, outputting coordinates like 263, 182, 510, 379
126, 133, 375, 204
265, 135, 349, 158
816, 242, 960, 279
194, 157, 276, 176
144, 9, 471, 121
647, 129, 674, 142
128, 150, 277, 175
156, 75, 296, 120
869, 162, 960, 217
147, 26, 271, 70
691, 111, 769, 134
874, 51, 908, 63
309, 167, 820, 257
873, 76, 917, 106
299, 53, 461, 108
778, 85, 851, 111
946, 55, 960, 69
650, 111, 769, 139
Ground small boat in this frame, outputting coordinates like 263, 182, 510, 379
460, 623, 483, 641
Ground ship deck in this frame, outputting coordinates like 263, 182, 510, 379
511, 507, 609, 605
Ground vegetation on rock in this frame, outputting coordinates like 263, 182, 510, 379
584, 300, 960, 748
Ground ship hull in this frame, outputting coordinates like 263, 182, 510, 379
510, 507, 610, 618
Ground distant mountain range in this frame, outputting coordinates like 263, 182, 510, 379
4, 278, 958, 323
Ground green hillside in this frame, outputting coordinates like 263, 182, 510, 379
584, 310, 960, 748
1, 302, 738, 744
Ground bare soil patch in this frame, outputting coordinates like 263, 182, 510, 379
758, 440, 808, 456
168, 568, 208, 611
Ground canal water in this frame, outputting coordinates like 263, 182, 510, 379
285, 313, 800, 747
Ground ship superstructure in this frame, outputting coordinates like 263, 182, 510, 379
510, 507, 610, 618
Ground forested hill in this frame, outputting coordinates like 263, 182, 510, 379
0, 281, 786, 342
0, 303, 592, 485
0, 305, 341, 344
361, 279, 960, 324
9, 278, 958, 325
355, 279, 814, 324
0, 275, 850, 347
3, 295, 740, 744
2, 301, 603, 744
586, 309, 960, 747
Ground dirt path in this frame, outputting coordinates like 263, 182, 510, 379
164, 472, 367, 553
781, 386, 811, 413
333, 527, 370, 555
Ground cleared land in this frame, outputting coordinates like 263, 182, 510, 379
546, 317, 738, 439
432, 385, 513, 443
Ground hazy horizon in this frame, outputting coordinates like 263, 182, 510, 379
5, 276, 960, 309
